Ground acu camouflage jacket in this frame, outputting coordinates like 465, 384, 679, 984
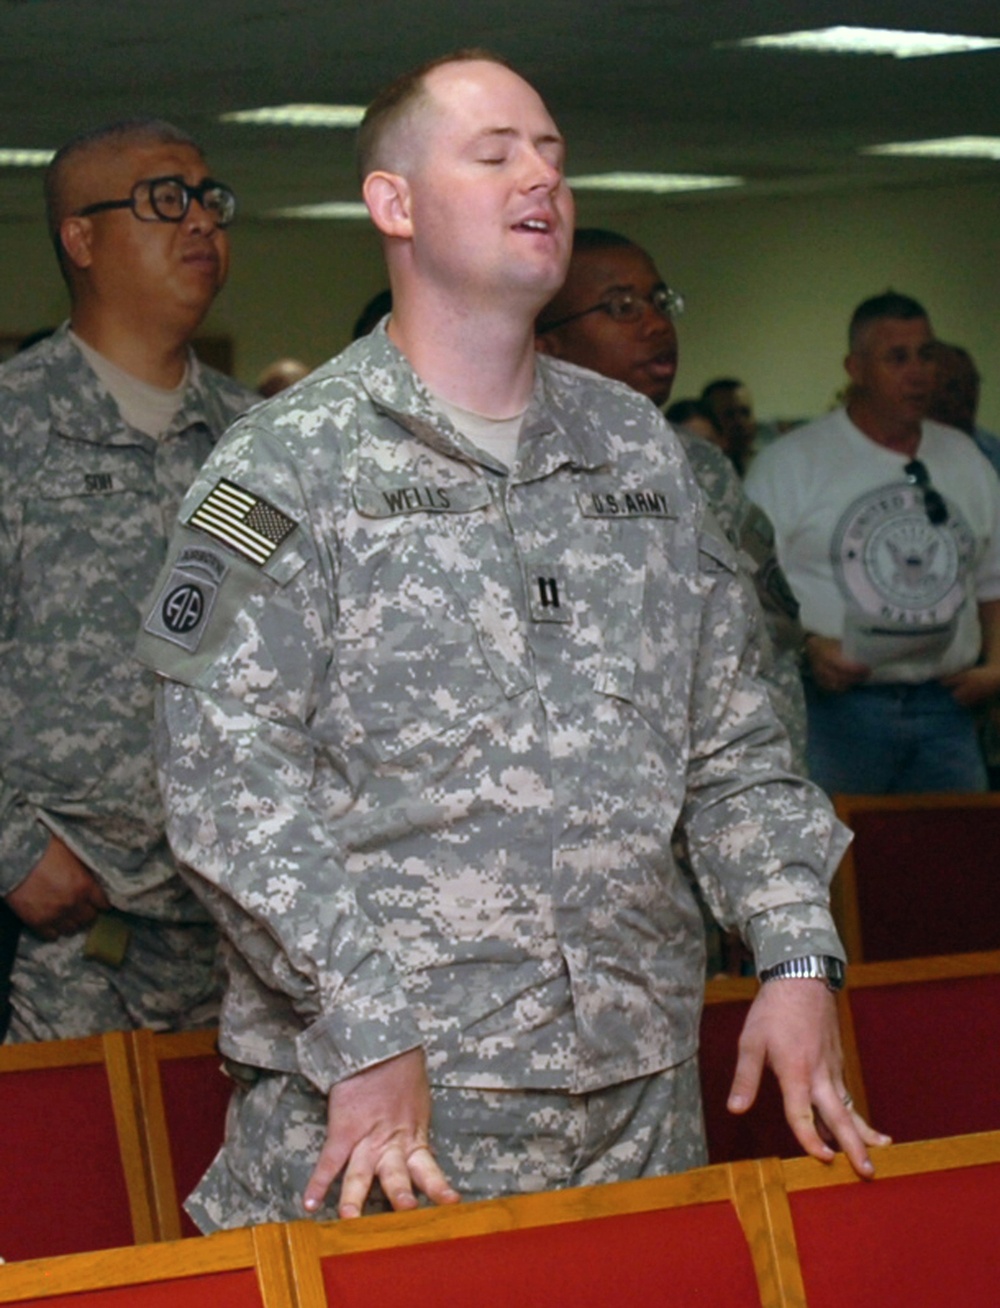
137, 327, 847, 1095
0, 324, 252, 915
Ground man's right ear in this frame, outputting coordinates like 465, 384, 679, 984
58, 216, 94, 271
362, 171, 413, 239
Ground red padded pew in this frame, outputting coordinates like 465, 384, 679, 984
0, 1033, 154, 1260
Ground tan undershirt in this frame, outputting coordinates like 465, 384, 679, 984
71, 330, 189, 438
432, 393, 526, 469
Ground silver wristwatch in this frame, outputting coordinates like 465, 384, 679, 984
758, 955, 846, 992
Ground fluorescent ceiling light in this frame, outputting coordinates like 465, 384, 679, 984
221, 104, 365, 127
0, 148, 55, 166
727, 26, 1000, 58
267, 202, 370, 220
569, 172, 743, 193
864, 136, 1000, 159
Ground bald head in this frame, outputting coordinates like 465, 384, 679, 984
44, 118, 200, 283
357, 48, 513, 181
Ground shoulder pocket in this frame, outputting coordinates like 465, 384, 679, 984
137, 524, 308, 686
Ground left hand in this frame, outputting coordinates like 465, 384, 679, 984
6, 836, 110, 939
940, 664, 1000, 708
727, 979, 891, 1177
303, 1047, 460, 1220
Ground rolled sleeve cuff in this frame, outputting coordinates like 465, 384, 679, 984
295, 985, 424, 1095
0, 805, 52, 898
746, 901, 845, 975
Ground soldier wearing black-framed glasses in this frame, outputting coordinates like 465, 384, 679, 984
0, 117, 255, 1046
75, 174, 237, 228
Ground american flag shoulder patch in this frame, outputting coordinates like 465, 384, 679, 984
187, 479, 297, 566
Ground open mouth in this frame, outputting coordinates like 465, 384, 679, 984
646, 352, 677, 374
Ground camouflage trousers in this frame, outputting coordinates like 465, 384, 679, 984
186, 1057, 707, 1232
4, 909, 222, 1042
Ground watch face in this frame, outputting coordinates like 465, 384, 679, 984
825, 959, 846, 990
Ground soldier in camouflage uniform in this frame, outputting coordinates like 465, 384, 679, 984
536, 228, 808, 775
138, 53, 886, 1230
0, 119, 254, 1041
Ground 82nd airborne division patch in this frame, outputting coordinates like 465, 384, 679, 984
188, 479, 296, 566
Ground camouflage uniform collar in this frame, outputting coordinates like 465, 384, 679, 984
43, 321, 221, 448
352, 324, 608, 478
172, 352, 244, 443
519, 357, 610, 480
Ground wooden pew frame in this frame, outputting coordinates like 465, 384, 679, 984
3, 1131, 998, 1307
285, 1158, 804, 1308
126, 1027, 226, 1242
0, 1224, 300, 1307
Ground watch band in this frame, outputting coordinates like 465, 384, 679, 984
758, 954, 846, 992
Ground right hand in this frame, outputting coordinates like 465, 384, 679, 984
303, 1046, 461, 1219
804, 634, 871, 694
5, 836, 110, 939
728, 977, 890, 1179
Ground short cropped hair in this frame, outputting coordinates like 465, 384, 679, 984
356, 48, 513, 182
848, 290, 928, 352
535, 229, 650, 333
666, 398, 716, 428
700, 378, 744, 404
570, 228, 637, 255
44, 117, 200, 283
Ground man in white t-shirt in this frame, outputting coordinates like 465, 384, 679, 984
746, 291, 1000, 794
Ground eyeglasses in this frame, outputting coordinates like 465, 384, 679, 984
74, 175, 237, 228
905, 459, 949, 525
538, 284, 685, 333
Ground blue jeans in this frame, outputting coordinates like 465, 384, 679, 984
805, 680, 988, 795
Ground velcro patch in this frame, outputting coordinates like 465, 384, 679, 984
578, 489, 673, 518
142, 546, 228, 653
529, 574, 571, 623
353, 481, 492, 518
188, 479, 296, 565
83, 473, 117, 493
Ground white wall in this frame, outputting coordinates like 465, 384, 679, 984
596, 177, 1000, 430
4, 176, 998, 429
